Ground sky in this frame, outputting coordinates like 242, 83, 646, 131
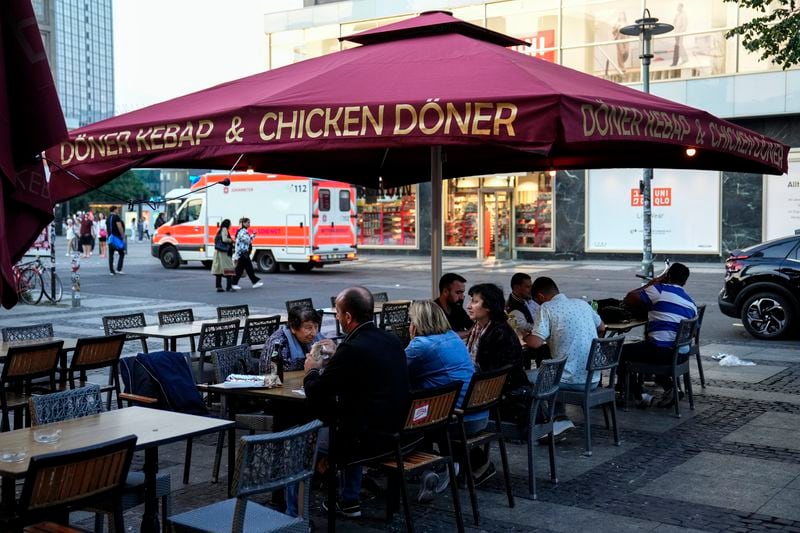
112, 0, 298, 115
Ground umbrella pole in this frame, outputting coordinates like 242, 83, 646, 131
431, 146, 443, 298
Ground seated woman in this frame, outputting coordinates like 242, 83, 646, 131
466, 283, 528, 426
261, 306, 327, 373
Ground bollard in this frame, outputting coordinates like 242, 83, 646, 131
70, 253, 81, 307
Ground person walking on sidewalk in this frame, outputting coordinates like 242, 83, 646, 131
212, 219, 235, 292
107, 206, 126, 275
231, 217, 262, 290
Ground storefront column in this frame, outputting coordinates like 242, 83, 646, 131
417, 182, 432, 254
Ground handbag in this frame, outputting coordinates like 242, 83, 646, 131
108, 234, 126, 250
214, 233, 231, 253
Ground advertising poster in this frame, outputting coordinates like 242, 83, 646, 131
764, 159, 800, 240
586, 168, 720, 253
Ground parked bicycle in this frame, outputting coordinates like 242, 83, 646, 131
13, 258, 63, 304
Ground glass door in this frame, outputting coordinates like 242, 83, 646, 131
480, 189, 512, 260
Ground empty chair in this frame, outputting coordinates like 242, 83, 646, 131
158, 308, 197, 351
285, 298, 313, 313
69, 334, 126, 410
168, 420, 323, 533
1, 435, 136, 532
379, 301, 411, 329
556, 337, 624, 456
216, 305, 250, 320
0, 340, 62, 431
690, 304, 707, 387
195, 320, 240, 383
2, 323, 54, 342
241, 315, 281, 348
624, 317, 699, 418
103, 312, 149, 353
450, 366, 515, 525
28, 385, 173, 533
373, 292, 389, 303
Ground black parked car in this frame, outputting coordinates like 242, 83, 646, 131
718, 234, 800, 339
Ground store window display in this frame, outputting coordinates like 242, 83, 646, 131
357, 187, 416, 247
444, 179, 479, 248
515, 172, 554, 250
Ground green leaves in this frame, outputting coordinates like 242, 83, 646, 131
724, 0, 800, 69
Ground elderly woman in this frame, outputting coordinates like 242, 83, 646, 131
262, 305, 329, 373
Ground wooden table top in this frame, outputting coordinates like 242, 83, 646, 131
0, 407, 233, 478
0, 337, 78, 358
202, 371, 307, 402
604, 319, 647, 334
116, 315, 277, 340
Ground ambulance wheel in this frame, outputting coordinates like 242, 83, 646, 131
256, 251, 279, 273
292, 262, 314, 273
159, 245, 180, 269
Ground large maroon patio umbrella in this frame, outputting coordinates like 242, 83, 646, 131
1, 1, 67, 309
46, 11, 788, 292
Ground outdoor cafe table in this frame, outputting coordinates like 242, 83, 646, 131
604, 318, 647, 337
116, 315, 277, 352
0, 406, 234, 533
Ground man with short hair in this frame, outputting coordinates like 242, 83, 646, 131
528, 277, 605, 433
106, 206, 126, 275
435, 273, 472, 336
304, 286, 410, 518
620, 263, 697, 407
506, 272, 550, 369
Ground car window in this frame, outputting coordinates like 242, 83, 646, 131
753, 240, 797, 260
793, 243, 800, 261
339, 190, 351, 212
319, 189, 330, 212
185, 200, 201, 222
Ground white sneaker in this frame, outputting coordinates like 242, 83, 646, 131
231, 285, 242, 290
252, 282, 263, 289
553, 419, 575, 437
115, 270, 125, 275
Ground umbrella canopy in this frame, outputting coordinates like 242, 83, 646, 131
47, 10, 788, 203
1, 0, 67, 309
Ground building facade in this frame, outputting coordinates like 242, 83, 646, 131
267, 0, 799, 261
34, 0, 114, 129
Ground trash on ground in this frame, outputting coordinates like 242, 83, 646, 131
714, 353, 756, 367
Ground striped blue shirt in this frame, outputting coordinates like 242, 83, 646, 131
641, 283, 697, 348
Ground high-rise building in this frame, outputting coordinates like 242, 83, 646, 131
34, 0, 114, 129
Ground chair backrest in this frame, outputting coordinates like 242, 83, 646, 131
217, 305, 250, 320
102, 313, 146, 339
380, 302, 411, 328
17, 435, 137, 523
694, 304, 706, 343
198, 320, 240, 353
70, 334, 126, 371
1, 341, 63, 384
461, 366, 512, 415
373, 292, 389, 303
532, 357, 567, 401
673, 316, 699, 355
402, 381, 462, 433
386, 322, 411, 348
1, 323, 54, 342
29, 384, 103, 426
285, 298, 313, 313
241, 315, 281, 346
211, 344, 255, 384
231, 420, 323, 531
158, 308, 194, 326
585, 336, 625, 388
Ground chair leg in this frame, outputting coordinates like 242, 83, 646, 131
582, 401, 592, 457
696, 352, 706, 388
609, 401, 621, 446
548, 432, 558, 484
161, 494, 169, 533
183, 438, 193, 484
212, 430, 225, 483
458, 422, 479, 525
527, 434, 536, 500
624, 370, 632, 411
113, 371, 123, 409
684, 371, 695, 410
394, 443, 414, 533
140, 338, 149, 354
497, 435, 515, 508
94, 512, 105, 533
601, 404, 610, 430
442, 433, 465, 533
672, 372, 681, 418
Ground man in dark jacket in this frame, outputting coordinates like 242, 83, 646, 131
304, 286, 410, 518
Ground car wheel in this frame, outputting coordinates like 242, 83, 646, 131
159, 245, 180, 269
740, 292, 794, 339
256, 251, 279, 273
292, 262, 314, 273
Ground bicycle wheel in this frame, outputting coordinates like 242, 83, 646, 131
17, 269, 43, 304
42, 272, 64, 303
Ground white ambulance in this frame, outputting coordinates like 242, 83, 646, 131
151, 173, 358, 272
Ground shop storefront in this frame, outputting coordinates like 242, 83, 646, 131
357, 186, 417, 247
763, 155, 800, 242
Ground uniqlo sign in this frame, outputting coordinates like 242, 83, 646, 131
631, 187, 672, 207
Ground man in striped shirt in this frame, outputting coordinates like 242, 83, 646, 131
620, 263, 698, 408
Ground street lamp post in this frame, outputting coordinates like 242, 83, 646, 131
620, 10, 673, 280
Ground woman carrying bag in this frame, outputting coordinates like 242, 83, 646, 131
212, 219, 236, 292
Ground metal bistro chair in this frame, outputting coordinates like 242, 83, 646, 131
690, 304, 707, 388
158, 308, 197, 351
373, 292, 389, 303
217, 305, 250, 320
68, 334, 126, 410
556, 337, 624, 456
2, 323, 54, 342
210, 344, 275, 484
102, 313, 149, 353
450, 366, 514, 526
625, 317, 699, 418
0, 340, 62, 431
28, 385, 173, 533
285, 298, 313, 314
168, 420, 323, 533
2, 435, 137, 533
241, 315, 282, 349
194, 320, 240, 384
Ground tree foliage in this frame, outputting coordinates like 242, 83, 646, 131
69, 170, 151, 212
724, 0, 800, 69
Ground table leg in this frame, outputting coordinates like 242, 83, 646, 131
227, 395, 237, 496
1, 476, 16, 514
141, 447, 160, 533
170, 338, 177, 352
